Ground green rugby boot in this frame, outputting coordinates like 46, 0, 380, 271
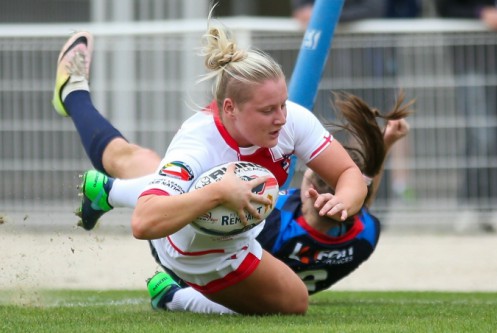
75, 170, 114, 230
146, 271, 181, 310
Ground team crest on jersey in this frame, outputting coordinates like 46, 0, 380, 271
159, 161, 194, 181
281, 154, 292, 173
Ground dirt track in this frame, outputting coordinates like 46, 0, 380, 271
1, 212, 497, 292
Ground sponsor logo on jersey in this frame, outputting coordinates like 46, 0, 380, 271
149, 178, 186, 194
159, 161, 194, 181
289, 242, 354, 265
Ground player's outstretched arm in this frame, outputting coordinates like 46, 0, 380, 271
366, 118, 410, 207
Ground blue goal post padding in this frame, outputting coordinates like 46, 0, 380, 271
283, 0, 344, 189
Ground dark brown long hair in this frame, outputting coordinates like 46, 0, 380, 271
310, 90, 414, 203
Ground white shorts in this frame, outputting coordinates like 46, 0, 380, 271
150, 223, 264, 294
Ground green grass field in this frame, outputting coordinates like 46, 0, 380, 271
1, 290, 496, 333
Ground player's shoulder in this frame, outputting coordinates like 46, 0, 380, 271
358, 206, 374, 217
285, 100, 319, 124
181, 110, 215, 128
355, 207, 381, 227
286, 100, 311, 114
174, 111, 220, 144
168, 111, 217, 157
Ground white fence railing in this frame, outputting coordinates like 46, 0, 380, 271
1, 18, 496, 230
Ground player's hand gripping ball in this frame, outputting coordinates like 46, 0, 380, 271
189, 162, 279, 236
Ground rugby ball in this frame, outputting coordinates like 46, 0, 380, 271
189, 161, 279, 236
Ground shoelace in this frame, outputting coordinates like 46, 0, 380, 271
66, 51, 88, 80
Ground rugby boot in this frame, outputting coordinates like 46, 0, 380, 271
52, 31, 93, 117
146, 271, 181, 310
75, 170, 114, 230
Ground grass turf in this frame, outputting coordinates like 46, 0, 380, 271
1, 290, 496, 333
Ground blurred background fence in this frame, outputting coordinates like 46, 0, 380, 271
1, 17, 497, 232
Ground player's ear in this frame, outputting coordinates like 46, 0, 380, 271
223, 98, 235, 117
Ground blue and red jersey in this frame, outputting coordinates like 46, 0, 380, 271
257, 188, 381, 294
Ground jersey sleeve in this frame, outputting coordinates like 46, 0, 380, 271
286, 101, 333, 163
141, 150, 207, 197
140, 118, 212, 197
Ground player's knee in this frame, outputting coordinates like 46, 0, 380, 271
276, 284, 308, 315
286, 292, 309, 315
105, 145, 160, 176
288, 275, 309, 314
133, 147, 161, 171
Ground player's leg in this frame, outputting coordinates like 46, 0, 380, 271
204, 250, 308, 315
52, 31, 159, 179
76, 170, 155, 230
101, 139, 160, 178
53, 32, 161, 229
147, 252, 308, 315
146, 271, 235, 314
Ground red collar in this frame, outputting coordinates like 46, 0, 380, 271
295, 215, 364, 244
207, 100, 241, 153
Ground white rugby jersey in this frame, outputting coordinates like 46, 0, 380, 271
143, 100, 332, 198
145, 100, 333, 256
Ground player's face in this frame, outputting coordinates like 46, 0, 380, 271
301, 169, 335, 197
227, 77, 287, 148
300, 169, 318, 217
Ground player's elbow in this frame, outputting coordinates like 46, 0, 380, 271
131, 208, 176, 239
130, 214, 149, 239
130, 206, 163, 239
131, 196, 169, 239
